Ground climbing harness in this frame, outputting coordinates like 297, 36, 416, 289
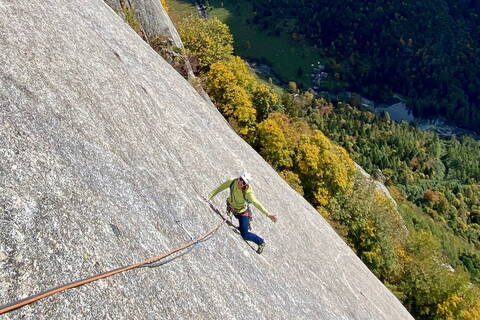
228, 180, 253, 229
227, 201, 253, 230
0, 202, 227, 315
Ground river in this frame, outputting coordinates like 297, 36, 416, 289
375, 101, 480, 139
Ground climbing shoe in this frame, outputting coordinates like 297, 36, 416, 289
256, 242, 265, 254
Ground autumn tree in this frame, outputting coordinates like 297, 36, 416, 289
327, 174, 407, 285
295, 130, 355, 206
400, 230, 480, 320
288, 81, 298, 93
178, 16, 233, 71
160, 0, 168, 11
252, 84, 282, 121
279, 170, 304, 196
205, 58, 256, 141
257, 115, 294, 169
205, 57, 283, 142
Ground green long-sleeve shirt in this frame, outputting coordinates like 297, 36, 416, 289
207, 178, 272, 217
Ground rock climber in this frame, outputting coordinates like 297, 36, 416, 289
205, 172, 277, 254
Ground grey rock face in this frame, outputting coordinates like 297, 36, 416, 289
104, 0, 196, 83
104, 0, 184, 48
355, 164, 397, 206
103, 0, 122, 11
0, 0, 413, 319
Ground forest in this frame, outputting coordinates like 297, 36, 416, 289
310, 101, 480, 277
167, 13, 480, 319
248, 0, 480, 132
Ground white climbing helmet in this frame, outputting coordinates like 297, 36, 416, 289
240, 171, 252, 185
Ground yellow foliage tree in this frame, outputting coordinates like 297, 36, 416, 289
257, 117, 292, 168
252, 84, 280, 121
260, 113, 308, 143
292, 119, 313, 138
257, 111, 355, 207
160, 0, 168, 12
279, 170, 304, 196
436, 286, 480, 320
257, 113, 299, 169
178, 16, 233, 70
295, 130, 355, 206
458, 289, 480, 320
205, 57, 257, 141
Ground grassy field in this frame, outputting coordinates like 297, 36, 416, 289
168, 0, 324, 88
207, 0, 323, 88
166, 0, 197, 25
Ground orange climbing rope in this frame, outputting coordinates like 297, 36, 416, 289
0, 213, 226, 315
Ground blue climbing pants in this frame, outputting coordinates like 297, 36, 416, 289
235, 213, 264, 245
